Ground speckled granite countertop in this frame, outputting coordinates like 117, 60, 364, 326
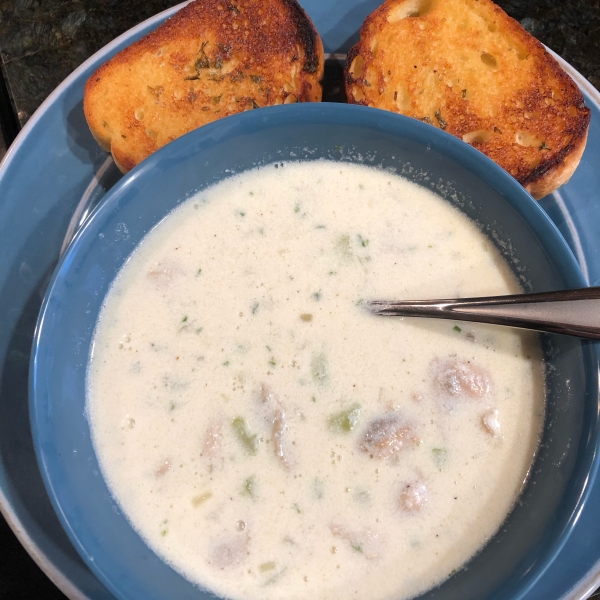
1, 0, 600, 598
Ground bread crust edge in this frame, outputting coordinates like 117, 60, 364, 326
523, 114, 590, 199
342, 0, 592, 200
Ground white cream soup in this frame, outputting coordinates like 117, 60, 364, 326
87, 161, 544, 600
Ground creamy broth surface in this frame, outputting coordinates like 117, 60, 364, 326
87, 161, 544, 600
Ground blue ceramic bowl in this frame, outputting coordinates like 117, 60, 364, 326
30, 103, 600, 600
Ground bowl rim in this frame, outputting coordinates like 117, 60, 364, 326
30, 102, 600, 600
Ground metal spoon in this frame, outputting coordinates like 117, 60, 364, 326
366, 287, 600, 340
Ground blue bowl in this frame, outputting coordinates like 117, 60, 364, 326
30, 103, 600, 600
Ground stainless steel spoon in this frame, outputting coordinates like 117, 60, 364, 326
366, 287, 600, 340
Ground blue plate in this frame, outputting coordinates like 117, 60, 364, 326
1, 2, 600, 599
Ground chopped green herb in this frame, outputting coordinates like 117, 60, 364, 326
292, 503, 301, 514
251, 302, 259, 314
311, 396, 317, 403
182, 315, 188, 323
359, 183, 365, 190
159, 519, 168, 537
268, 358, 276, 367
223, 360, 230, 366
266, 345, 272, 352
236, 210, 246, 217
196, 41, 210, 69
311, 352, 328, 385
230, 69, 246, 82
328, 403, 361, 433
352, 544, 363, 553
334, 145, 343, 152
233, 418, 257, 455
453, 325, 462, 332
420, 116, 432, 124
461, 89, 467, 98
294, 203, 301, 213
250, 75, 263, 84
432, 447, 447, 469
355, 299, 364, 306
241, 475, 256, 496
212, 94, 222, 104
147, 85, 164, 99
312, 291, 322, 301
539, 141, 550, 150
196, 268, 202, 275
336, 234, 353, 259
313, 478, 324, 498
357, 234, 369, 247
434, 109, 447, 130
328, 270, 337, 275
494, 126, 503, 133
315, 224, 326, 229
195, 327, 203, 334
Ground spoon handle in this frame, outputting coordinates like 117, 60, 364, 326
366, 287, 600, 340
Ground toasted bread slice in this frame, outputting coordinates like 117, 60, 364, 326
344, 0, 590, 199
84, 0, 324, 173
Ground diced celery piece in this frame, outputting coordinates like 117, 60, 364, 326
328, 403, 361, 433
232, 416, 257, 455
241, 475, 256, 497
311, 352, 328, 385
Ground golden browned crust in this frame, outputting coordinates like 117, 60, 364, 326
344, 0, 590, 199
84, 0, 324, 173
